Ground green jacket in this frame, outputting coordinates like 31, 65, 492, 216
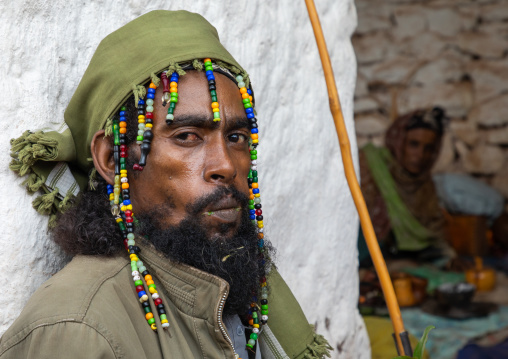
0, 241, 331, 358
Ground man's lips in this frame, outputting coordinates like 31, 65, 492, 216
202, 197, 242, 223
203, 196, 241, 213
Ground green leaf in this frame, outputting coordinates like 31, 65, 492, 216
413, 325, 435, 359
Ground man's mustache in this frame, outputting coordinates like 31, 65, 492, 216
185, 186, 249, 217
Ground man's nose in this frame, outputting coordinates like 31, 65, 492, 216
203, 137, 237, 184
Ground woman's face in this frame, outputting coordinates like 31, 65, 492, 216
401, 128, 439, 175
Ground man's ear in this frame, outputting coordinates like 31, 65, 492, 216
91, 130, 115, 185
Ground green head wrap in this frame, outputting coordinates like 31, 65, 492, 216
9, 10, 249, 224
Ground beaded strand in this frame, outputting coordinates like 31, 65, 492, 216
165, 72, 179, 125
136, 82, 156, 168
234, 74, 269, 351
203, 58, 221, 122
161, 71, 171, 106
108, 105, 169, 331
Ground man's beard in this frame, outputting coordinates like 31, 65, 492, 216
136, 186, 274, 316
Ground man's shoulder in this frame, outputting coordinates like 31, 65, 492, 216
0, 255, 130, 351
23, 254, 130, 319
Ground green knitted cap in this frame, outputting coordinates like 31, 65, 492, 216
9, 10, 249, 225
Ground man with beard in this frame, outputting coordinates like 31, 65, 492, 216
0, 10, 331, 359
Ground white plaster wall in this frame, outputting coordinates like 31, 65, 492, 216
0, 1, 368, 357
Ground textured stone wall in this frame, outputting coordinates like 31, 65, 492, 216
0, 1, 368, 357
353, 0, 508, 206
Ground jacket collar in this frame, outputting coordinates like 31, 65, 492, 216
136, 237, 230, 323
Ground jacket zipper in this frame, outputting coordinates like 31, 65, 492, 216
217, 291, 240, 359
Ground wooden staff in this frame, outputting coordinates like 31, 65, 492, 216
304, 0, 412, 356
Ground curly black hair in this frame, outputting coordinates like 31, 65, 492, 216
50, 95, 138, 256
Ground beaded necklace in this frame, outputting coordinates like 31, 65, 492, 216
107, 61, 268, 352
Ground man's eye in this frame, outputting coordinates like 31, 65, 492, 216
176, 132, 200, 141
229, 133, 247, 143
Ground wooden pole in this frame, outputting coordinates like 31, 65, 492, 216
304, 0, 409, 355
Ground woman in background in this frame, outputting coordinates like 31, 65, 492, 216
358, 107, 455, 263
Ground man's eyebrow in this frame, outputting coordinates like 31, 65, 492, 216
225, 117, 250, 132
167, 114, 250, 131
167, 115, 217, 129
